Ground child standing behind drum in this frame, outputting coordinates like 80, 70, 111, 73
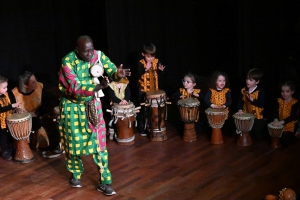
204, 71, 232, 119
270, 81, 299, 146
236, 68, 265, 139
107, 78, 131, 140
172, 73, 202, 132
137, 43, 165, 136
0, 75, 21, 160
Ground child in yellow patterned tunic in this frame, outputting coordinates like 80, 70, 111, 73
236, 68, 265, 139
204, 71, 232, 120
271, 81, 299, 146
137, 43, 165, 136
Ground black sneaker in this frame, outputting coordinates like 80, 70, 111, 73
70, 178, 82, 188
2, 151, 12, 161
97, 184, 116, 195
140, 129, 149, 136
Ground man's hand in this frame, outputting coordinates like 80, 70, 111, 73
117, 64, 131, 78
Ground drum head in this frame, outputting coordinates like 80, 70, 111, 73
233, 112, 254, 120
177, 98, 200, 106
268, 123, 284, 129
113, 101, 134, 109
90, 64, 104, 77
205, 108, 227, 115
146, 90, 166, 98
6, 113, 31, 121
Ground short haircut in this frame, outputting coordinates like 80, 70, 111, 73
143, 43, 156, 56
19, 71, 33, 93
247, 68, 263, 82
0, 75, 8, 84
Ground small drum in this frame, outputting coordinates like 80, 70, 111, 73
145, 90, 168, 141
267, 123, 284, 148
110, 102, 137, 145
233, 113, 254, 146
177, 98, 200, 142
6, 113, 34, 163
205, 108, 227, 144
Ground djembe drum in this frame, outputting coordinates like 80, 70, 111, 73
6, 113, 34, 163
233, 113, 254, 146
177, 98, 200, 142
108, 102, 139, 145
205, 108, 227, 144
144, 90, 168, 141
267, 123, 284, 148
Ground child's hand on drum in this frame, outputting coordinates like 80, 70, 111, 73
14, 107, 26, 113
12, 102, 21, 108
272, 120, 284, 127
180, 95, 186, 99
119, 100, 128, 105
192, 93, 199, 97
211, 104, 222, 109
235, 110, 244, 115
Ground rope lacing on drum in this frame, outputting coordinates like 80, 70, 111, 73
236, 129, 242, 136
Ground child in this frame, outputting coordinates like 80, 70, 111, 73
236, 68, 265, 139
107, 77, 131, 140
137, 43, 165, 136
204, 71, 232, 119
0, 75, 21, 160
172, 73, 202, 132
271, 81, 299, 146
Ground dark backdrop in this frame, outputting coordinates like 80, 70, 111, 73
1, 0, 300, 119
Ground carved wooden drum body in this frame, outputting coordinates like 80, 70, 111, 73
205, 108, 227, 144
111, 102, 136, 145
267, 123, 284, 149
145, 90, 167, 141
177, 98, 200, 142
233, 113, 254, 146
6, 113, 34, 163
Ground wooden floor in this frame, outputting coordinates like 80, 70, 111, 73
0, 121, 299, 200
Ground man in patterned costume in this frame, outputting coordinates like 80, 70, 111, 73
58, 35, 130, 196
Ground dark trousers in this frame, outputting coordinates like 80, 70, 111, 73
137, 90, 147, 133
0, 128, 13, 154
251, 119, 266, 139
280, 131, 295, 146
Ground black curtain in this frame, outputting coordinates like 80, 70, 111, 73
1, 0, 300, 115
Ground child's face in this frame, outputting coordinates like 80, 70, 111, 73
0, 82, 8, 95
281, 85, 294, 100
142, 53, 155, 63
246, 77, 259, 89
182, 76, 196, 90
216, 75, 226, 90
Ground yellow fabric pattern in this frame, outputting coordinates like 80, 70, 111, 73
179, 88, 201, 99
278, 98, 298, 132
109, 82, 127, 101
241, 88, 264, 119
12, 82, 43, 113
138, 59, 159, 92
210, 88, 230, 119
0, 93, 12, 129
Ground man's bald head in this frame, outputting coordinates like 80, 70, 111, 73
76, 35, 94, 62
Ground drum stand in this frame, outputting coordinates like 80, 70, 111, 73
211, 128, 223, 144
237, 131, 253, 146
14, 139, 35, 163
271, 137, 281, 149
183, 123, 197, 142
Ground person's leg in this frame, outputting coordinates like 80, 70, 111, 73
0, 128, 12, 160
252, 119, 265, 140
65, 153, 84, 187
137, 90, 148, 136
280, 131, 295, 146
93, 150, 116, 195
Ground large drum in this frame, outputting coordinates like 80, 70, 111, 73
145, 90, 168, 141
6, 113, 34, 163
267, 123, 284, 148
205, 108, 227, 144
110, 102, 137, 145
177, 98, 200, 142
233, 113, 254, 146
